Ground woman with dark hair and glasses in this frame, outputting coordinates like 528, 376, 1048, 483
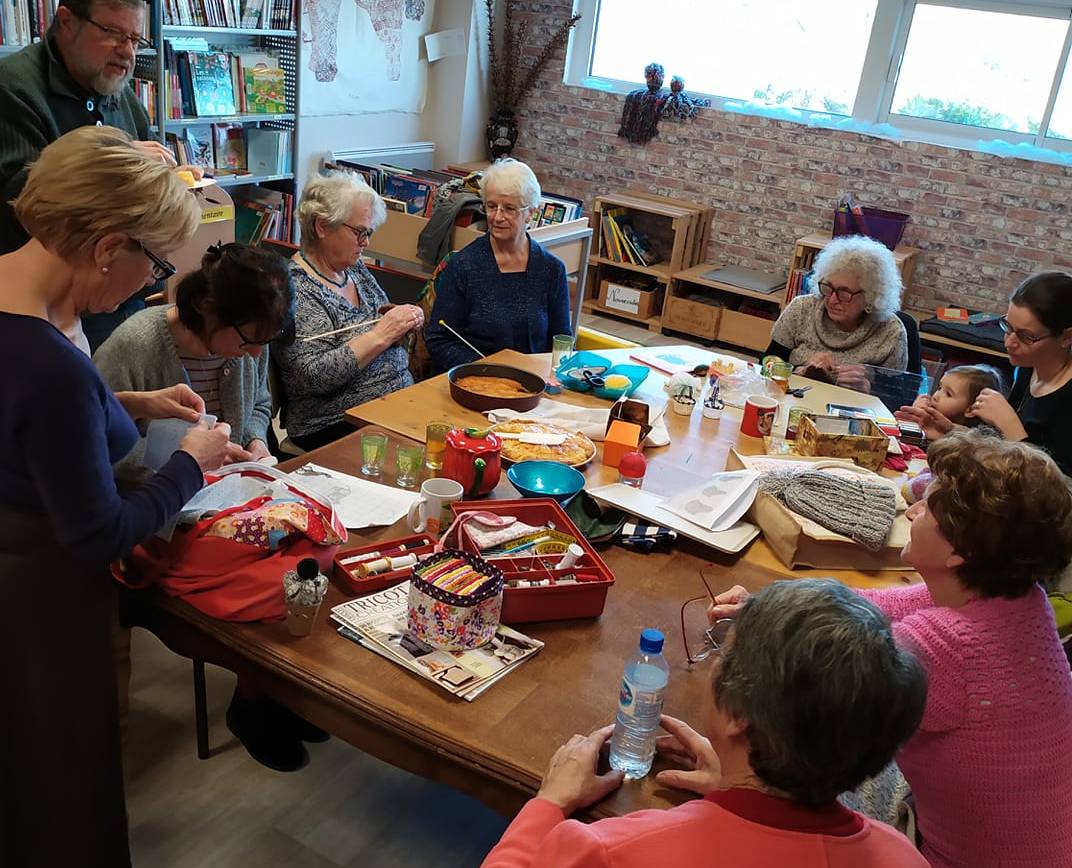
274, 171, 425, 450
765, 235, 908, 390
95, 242, 294, 471
963, 272, 1072, 475
482, 579, 928, 868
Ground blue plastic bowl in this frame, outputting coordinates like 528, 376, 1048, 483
555, 351, 649, 400
507, 461, 586, 503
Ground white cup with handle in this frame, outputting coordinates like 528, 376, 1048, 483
408, 478, 465, 537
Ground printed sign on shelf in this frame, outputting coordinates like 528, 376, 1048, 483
605, 283, 641, 315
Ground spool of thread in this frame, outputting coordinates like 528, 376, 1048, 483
357, 553, 418, 577
559, 543, 585, 570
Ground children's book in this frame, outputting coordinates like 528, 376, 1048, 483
188, 51, 236, 116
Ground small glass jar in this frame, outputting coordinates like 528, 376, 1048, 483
618, 451, 646, 488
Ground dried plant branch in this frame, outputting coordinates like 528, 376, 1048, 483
503, 0, 517, 114
485, 0, 500, 109
511, 13, 581, 110
509, 19, 529, 107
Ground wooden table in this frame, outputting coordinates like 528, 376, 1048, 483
128, 350, 914, 822
347, 348, 908, 587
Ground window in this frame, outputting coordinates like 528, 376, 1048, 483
891, 4, 1066, 134
566, 0, 1072, 160
589, 0, 877, 115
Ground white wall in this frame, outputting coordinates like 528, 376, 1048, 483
296, 1, 489, 190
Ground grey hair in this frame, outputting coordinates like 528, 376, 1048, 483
479, 157, 541, 210
298, 171, 387, 245
713, 579, 926, 807
812, 235, 903, 322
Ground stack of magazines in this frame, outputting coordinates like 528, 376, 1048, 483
330, 583, 543, 701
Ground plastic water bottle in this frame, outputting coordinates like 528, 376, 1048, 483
609, 628, 670, 779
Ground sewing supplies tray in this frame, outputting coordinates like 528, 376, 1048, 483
449, 498, 615, 623
333, 534, 436, 594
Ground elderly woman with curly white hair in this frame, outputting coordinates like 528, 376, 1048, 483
274, 171, 425, 450
765, 235, 908, 389
425, 157, 571, 372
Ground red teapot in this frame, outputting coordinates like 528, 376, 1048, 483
442, 427, 502, 497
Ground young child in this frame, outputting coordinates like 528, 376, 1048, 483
915, 364, 1005, 426
902, 364, 1005, 502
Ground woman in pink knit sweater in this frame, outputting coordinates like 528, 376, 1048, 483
711, 430, 1072, 868
482, 580, 929, 868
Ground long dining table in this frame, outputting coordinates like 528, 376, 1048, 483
127, 347, 915, 820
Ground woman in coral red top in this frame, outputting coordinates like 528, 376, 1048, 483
711, 431, 1072, 868
482, 580, 929, 868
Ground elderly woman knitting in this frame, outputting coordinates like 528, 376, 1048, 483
710, 431, 1072, 868
273, 172, 425, 450
765, 235, 907, 390
424, 158, 572, 372
483, 579, 928, 868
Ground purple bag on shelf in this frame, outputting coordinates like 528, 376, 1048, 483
833, 194, 909, 251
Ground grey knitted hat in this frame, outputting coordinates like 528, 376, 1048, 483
759, 470, 896, 551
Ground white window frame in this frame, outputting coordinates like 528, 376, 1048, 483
565, 0, 1072, 163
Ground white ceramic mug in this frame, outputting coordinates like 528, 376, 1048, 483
407, 477, 465, 536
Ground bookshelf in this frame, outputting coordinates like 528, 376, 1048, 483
583, 192, 712, 332
144, 0, 300, 241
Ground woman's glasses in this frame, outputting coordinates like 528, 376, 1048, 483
817, 280, 865, 304
998, 316, 1051, 346
342, 223, 374, 242
680, 569, 736, 665
234, 322, 285, 349
139, 243, 176, 281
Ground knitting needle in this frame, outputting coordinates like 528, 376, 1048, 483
299, 318, 383, 342
437, 319, 485, 359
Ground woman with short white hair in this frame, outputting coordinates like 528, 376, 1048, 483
425, 157, 571, 371
275, 171, 425, 450
766, 235, 908, 388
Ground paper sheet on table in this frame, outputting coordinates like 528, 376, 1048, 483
663, 470, 759, 532
485, 398, 670, 447
424, 28, 466, 61
289, 463, 419, 528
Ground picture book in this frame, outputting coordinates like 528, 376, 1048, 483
243, 60, 286, 114
188, 52, 236, 116
212, 122, 246, 171
382, 173, 434, 216
183, 125, 214, 170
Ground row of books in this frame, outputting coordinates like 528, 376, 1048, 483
163, 0, 294, 30
600, 207, 658, 266
165, 123, 292, 175
337, 159, 585, 229
784, 268, 811, 304
131, 77, 158, 126
234, 185, 293, 245
338, 160, 469, 218
164, 41, 286, 118
524, 193, 583, 231
0, 0, 56, 46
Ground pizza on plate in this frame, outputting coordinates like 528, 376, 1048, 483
490, 420, 596, 466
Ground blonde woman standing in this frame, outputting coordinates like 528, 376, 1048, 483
0, 126, 230, 868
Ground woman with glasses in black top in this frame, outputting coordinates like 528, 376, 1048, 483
962, 272, 1072, 477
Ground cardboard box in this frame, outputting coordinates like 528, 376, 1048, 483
796, 414, 888, 472
717, 308, 774, 352
602, 420, 642, 468
728, 451, 908, 570
598, 279, 663, 320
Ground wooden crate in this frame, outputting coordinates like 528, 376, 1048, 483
718, 309, 775, 352
662, 293, 721, 339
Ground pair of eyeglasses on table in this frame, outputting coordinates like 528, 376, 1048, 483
680, 568, 736, 665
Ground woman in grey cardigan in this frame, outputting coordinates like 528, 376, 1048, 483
765, 235, 908, 391
95, 243, 292, 477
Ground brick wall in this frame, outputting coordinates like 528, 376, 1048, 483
508, 2, 1072, 314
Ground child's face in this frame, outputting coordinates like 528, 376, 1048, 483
929, 373, 972, 421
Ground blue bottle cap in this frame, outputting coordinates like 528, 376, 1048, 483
639, 628, 664, 654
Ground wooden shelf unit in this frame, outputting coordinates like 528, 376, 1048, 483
659, 232, 922, 354
585, 192, 713, 332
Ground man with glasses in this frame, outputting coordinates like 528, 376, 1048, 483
0, 0, 199, 349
